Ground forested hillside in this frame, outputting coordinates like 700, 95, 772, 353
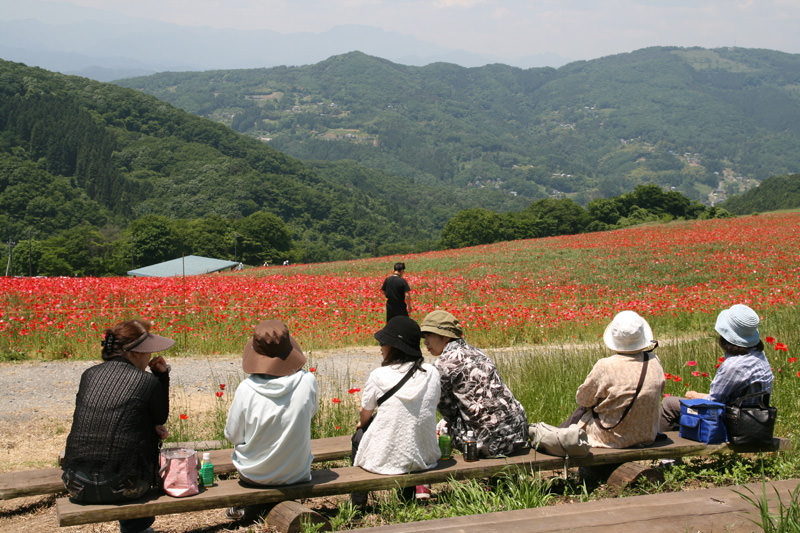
117, 47, 800, 206
721, 174, 800, 214
1, 50, 795, 277
1, 58, 494, 274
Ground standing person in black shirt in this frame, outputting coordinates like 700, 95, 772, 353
62, 319, 174, 533
380, 262, 412, 322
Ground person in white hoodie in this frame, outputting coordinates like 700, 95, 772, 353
224, 320, 318, 521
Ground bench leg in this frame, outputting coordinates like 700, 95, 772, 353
266, 500, 329, 533
579, 461, 664, 490
606, 462, 664, 489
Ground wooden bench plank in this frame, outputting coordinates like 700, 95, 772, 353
55, 432, 792, 526
351, 478, 800, 532
0, 435, 351, 501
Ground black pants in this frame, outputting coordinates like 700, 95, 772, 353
386, 303, 408, 323
62, 469, 154, 533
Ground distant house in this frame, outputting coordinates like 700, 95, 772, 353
127, 255, 239, 277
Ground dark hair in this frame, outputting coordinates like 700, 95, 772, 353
382, 345, 426, 373
393, 262, 406, 272
718, 335, 763, 356
101, 319, 151, 360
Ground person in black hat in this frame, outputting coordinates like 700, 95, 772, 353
350, 316, 440, 504
62, 319, 174, 533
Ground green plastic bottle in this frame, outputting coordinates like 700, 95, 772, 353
200, 452, 214, 487
438, 427, 452, 460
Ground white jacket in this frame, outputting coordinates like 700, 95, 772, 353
225, 370, 318, 485
354, 362, 441, 474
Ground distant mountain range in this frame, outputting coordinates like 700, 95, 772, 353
0, 2, 569, 81
116, 47, 800, 206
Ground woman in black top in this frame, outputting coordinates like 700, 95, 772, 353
62, 319, 174, 533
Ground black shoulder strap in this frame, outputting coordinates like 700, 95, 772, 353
729, 390, 771, 408
377, 363, 418, 406
592, 352, 650, 431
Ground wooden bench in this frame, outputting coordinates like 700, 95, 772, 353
0, 435, 351, 501
55, 432, 791, 527
352, 477, 800, 532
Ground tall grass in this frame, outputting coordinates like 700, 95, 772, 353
737, 481, 800, 532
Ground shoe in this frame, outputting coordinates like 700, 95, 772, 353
225, 506, 245, 520
415, 484, 432, 500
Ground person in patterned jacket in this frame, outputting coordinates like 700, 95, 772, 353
420, 310, 528, 457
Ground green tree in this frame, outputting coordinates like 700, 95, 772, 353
128, 215, 180, 267
235, 210, 292, 265
521, 198, 590, 237
439, 208, 504, 249
185, 215, 235, 259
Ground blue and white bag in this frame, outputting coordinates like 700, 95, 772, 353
679, 399, 727, 444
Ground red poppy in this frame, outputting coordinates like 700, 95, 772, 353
180, 413, 188, 420
775, 343, 788, 352
673, 376, 682, 382
718, 356, 726, 363
701, 372, 709, 378
309, 367, 316, 373
789, 357, 798, 364
664, 373, 672, 380
691, 371, 700, 377
332, 398, 341, 404
664, 393, 671, 397
335, 425, 341, 430
219, 384, 226, 390
715, 363, 721, 369
797, 371, 800, 378
216, 391, 224, 398
765, 336, 776, 345
686, 361, 697, 367
348, 388, 361, 394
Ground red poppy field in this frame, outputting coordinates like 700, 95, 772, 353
1, 211, 800, 361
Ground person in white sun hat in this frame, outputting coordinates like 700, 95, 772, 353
660, 304, 773, 432
560, 310, 666, 448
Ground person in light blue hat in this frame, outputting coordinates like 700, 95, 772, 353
659, 304, 774, 432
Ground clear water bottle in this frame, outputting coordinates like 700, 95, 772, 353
463, 430, 478, 462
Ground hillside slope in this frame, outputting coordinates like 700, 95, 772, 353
0, 58, 501, 267
116, 47, 800, 205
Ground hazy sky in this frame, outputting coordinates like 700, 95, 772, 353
4, 0, 800, 62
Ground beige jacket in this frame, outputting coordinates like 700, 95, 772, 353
576, 352, 665, 448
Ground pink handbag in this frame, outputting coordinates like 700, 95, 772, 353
159, 448, 199, 497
